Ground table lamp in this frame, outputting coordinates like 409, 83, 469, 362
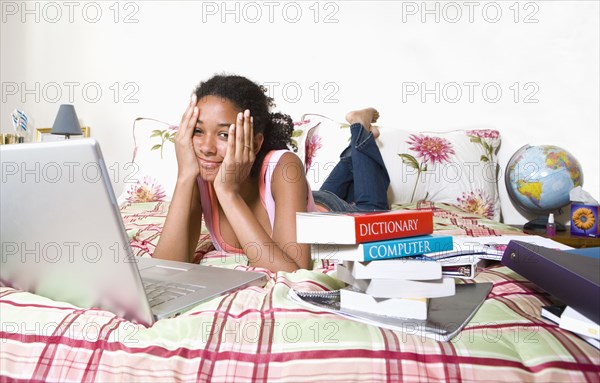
51, 104, 82, 139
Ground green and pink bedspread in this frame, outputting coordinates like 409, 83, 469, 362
1, 202, 598, 382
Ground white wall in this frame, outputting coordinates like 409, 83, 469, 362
2, 1, 598, 225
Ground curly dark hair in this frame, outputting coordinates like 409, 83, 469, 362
194, 74, 294, 177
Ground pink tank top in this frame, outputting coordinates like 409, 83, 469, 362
198, 150, 316, 253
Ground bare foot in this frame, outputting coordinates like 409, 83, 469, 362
345, 108, 380, 138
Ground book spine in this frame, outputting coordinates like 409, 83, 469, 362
353, 210, 433, 243
360, 235, 453, 261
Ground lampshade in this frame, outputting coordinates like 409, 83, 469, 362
51, 104, 82, 138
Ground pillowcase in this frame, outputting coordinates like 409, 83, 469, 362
292, 114, 352, 190
296, 114, 502, 221
118, 118, 178, 205
382, 128, 501, 221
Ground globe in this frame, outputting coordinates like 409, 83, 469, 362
505, 145, 583, 228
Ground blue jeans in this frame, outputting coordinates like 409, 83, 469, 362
312, 123, 390, 212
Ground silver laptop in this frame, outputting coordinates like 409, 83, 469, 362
0, 139, 266, 326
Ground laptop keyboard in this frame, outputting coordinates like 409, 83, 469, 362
143, 280, 203, 307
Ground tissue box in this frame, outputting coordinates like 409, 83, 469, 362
570, 204, 600, 237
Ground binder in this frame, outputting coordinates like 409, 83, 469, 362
502, 240, 600, 324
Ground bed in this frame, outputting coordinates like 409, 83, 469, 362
1, 116, 599, 382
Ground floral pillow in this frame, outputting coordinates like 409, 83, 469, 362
295, 114, 502, 221
118, 118, 178, 205
387, 129, 501, 221
291, 114, 352, 189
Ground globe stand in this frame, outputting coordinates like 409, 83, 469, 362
523, 216, 567, 232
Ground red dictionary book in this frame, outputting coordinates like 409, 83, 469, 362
296, 210, 434, 244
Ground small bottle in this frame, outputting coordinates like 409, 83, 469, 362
546, 213, 556, 237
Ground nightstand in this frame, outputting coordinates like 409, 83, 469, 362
510, 225, 600, 248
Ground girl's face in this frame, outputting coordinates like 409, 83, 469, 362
192, 95, 240, 182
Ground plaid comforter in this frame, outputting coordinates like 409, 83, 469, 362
1, 202, 599, 382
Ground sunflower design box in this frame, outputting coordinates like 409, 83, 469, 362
570, 204, 599, 237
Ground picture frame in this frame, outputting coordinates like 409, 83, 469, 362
36, 127, 90, 142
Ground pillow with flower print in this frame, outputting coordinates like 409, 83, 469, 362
294, 114, 353, 190
118, 118, 178, 205
379, 128, 501, 221
290, 117, 322, 171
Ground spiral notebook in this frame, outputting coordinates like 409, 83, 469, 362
289, 282, 492, 342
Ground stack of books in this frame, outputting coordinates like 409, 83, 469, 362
296, 210, 456, 320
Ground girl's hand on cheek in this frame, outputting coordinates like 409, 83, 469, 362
214, 110, 255, 195
174, 94, 201, 181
